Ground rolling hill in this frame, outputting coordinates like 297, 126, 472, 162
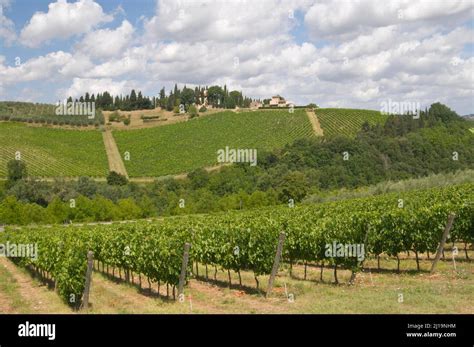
113, 109, 315, 177
0, 107, 393, 178
0, 101, 104, 126
316, 108, 387, 137
0, 122, 108, 177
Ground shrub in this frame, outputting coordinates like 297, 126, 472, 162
188, 105, 198, 118
107, 171, 128, 186
7, 159, 27, 182
199, 106, 207, 112
109, 111, 120, 122
141, 115, 160, 120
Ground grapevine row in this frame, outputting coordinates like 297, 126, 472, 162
1, 183, 471, 305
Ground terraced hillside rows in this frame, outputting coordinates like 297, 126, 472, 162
0, 122, 108, 177
113, 109, 314, 177
316, 108, 387, 137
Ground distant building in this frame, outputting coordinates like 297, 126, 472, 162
268, 95, 294, 107
250, 101, 262, 109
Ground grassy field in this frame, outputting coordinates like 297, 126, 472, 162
0, 248, 471, 314
113, 109, 314, 177
0, 122, 108, 177
316, 108, 387, 137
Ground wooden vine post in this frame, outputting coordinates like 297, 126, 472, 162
178, 243, 191, 298
266, 232, 286, 298
430, 213, 456, 274
81, 250, 94, 311
349, 225, 370, 285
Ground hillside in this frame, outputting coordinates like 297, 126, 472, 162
316, 108, 387, 137
113, 109, 315, 177
0, 101, 104, 126
1, 106, 469, 179
0, 122, 108, 177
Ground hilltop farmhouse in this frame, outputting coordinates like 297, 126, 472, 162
268, 95, 294, 107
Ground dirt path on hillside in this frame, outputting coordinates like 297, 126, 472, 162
103, 108, 226, 130
120, 163, 232, 183
102, 130, 129, 178
0, 258, 71, 313
306, 110, 324, 136
89, 271, 226, 313
89, 270, 287, 314
0, 290, 14, 313
0, 163, 229, 184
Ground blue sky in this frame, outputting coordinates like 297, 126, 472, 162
0, 0, 473, 114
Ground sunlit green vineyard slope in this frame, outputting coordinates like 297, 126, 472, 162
114, 109, 314, 177
0, 123, 108, 177
316, 108, 387, 137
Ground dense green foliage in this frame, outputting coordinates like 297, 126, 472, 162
0, 123, 108, 177
260, 107, 474, 190
157, 84, 254, 111
0, 227, 88, 306
107, 171, 128, 186
0, 194, 147, 225
69, 90, 153, 111
7, 159, 27, 182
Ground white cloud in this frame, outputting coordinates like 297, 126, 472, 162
0, 0, 16, 45
85, 55, 142, 78
0, 51, 73, 83
144, 0, 308, 43
77, 20, 134, 59
304, 0, 472, 39
19, 0, 112, 47
65, 77, 133, 98
59, 53, 94, 76
1, 0, 472, 115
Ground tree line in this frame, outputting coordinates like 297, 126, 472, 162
156, 84, 254, 111
67, 84, 256, 113
66, 90, 153, 111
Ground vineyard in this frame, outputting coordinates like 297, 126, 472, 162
0, 101, 104, 126
113, 109, 314, 177
0, 122, 109, 177
1, 183, 472, 307
0, 107, 395, 178
316, 108, 387, 137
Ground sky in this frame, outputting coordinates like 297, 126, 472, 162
0, 0, 473, 114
